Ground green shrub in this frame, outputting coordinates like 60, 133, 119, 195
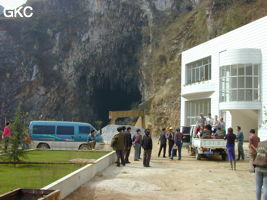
3, 106, 28, 162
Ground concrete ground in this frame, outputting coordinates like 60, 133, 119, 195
65, 142, 256, 200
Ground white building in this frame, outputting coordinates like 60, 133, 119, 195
181, 16, 267, 141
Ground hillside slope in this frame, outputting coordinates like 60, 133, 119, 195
144, 0, 267, 133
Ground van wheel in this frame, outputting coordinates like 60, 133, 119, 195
37, 143, 50, 150
79, 144, 89, 151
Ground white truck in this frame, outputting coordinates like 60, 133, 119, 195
189, 126, 227, 160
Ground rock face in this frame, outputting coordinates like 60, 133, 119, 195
0, 0, 266, 133
0, 0, 190, 126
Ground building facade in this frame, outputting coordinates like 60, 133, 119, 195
181, 16, 267, 140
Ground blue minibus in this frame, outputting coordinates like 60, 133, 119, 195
29, 121, 103, 150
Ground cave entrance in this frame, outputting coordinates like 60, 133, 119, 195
109, 110, 146, 128
114, 117, 139, 126
92, 83, 142, 126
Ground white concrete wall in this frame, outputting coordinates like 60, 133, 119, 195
42, 151, 116, 199
230, 110, 258, 140
220, 48, 262, 65
181, 16, 267, 140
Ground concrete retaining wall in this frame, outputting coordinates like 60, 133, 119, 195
42, 151, 116, 199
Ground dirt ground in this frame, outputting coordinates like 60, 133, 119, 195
65, 142, 256, 200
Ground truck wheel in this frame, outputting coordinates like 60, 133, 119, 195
79, 144, 89, 151
221, 152, 227, 161
37, 143, 50, 150
190, 147, 196, 156
196, 150, 201, 160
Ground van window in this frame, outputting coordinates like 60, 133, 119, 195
79, 126, 91, 134
33, 125, 55, 135
57, 126, 74, 135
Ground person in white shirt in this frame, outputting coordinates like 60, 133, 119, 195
213, 115, 219, 128
206, 113, 214, 126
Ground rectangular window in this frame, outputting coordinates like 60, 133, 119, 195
203, 58, 208, 65
225, 92, 230, 102
238, 65, 245, 75
208, 64, 211, 79
246, 77, 253, 88
186, 67, 191, 84
254, 77, 258, 89
253, 90, 259, 101
185, 56, 211, 84
254, 64, 259, 75
196, 67, 200, 81
230, 77, 238, 88
205, 65, 209, 80
79, 126, 91, 134
238, 77, 245, 88
33, 125, 55, 135
57, 126, 74, 135
231, 65, 237, 76
246, 64, 253, 76
230, 90, 238, 101
200, 67, 204, 81
238, 90, 245, 101
246, 90, 253, 101
192, 68, 196, 83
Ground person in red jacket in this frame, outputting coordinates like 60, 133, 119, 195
2, 122, 11, 151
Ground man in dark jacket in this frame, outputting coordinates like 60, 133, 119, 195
141, 129, 153, 167
158, 128, 167, 157
124, 127, 132, 163
171, 128, 184, 160
168, 127, 175, 157
133, 129, 142, 161
111, 127, 125, 167
236, 126, 245, 161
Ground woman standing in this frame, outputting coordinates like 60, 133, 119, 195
225, 128, 237, 170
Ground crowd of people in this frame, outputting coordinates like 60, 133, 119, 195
110, 125, 185, 169
194, 113, 226, 139
157, 127, 184, 160
111, 126, 153, 167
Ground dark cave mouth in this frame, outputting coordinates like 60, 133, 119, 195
92, 85, 142, 125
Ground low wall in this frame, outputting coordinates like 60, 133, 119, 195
42, 151, 116, 199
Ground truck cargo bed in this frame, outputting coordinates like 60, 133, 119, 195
192, 137, 226, 149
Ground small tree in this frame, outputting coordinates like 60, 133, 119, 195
5, 106, 28, 162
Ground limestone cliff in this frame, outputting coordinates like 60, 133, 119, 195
0, 0, 266, 133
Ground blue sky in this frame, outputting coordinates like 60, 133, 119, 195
0, 0, 27, 9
